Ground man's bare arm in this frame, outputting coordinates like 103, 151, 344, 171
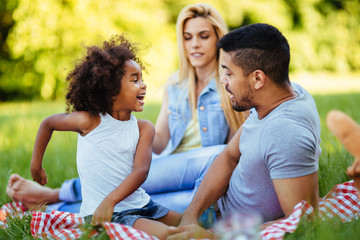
179, 127, 243, 226
273, 171, 319, 217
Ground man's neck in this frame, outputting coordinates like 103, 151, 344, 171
256, 83, 297, 120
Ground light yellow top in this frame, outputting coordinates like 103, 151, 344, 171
173, 110, 202, 153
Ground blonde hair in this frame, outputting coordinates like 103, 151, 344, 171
175, 3, 246, 131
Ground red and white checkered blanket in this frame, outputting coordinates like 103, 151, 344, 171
1, 180, 359, 240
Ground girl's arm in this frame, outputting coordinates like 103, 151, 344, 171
152, 88, 170, 154
31, 111, 99, 185
92, 119, 155, 224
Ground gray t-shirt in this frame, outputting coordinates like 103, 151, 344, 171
217, 82, 321, 223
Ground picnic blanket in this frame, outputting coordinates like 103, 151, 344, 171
1, 180, 359, 240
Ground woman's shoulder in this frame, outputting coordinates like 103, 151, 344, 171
166, 71, 190, 93
166, 71, 180, 85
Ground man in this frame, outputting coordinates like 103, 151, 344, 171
169, 23, 321, 239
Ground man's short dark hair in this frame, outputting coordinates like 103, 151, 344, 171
217, 23, 290, 86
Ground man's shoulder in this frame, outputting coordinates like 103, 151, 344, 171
272, 83, 319, 126
262, 116, 302, 135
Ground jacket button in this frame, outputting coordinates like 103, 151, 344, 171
168, 110, 171, 115
199, 105, 205, 111
202, 127, 207, 132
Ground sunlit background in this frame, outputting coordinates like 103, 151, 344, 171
2, 4, 360, 237
1, 0, 360, 102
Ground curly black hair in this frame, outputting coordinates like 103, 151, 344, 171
65, 34, 143, 115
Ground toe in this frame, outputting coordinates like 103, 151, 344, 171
8, 173, 22, 186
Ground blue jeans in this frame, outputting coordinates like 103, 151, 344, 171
48, 145, 226, 216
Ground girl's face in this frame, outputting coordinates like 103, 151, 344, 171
183, 17, 218, 71
113, 60, 146, 118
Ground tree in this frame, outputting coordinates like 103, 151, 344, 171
1, 0, 360, 101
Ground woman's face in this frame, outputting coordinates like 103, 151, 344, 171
183, 17, 218, 71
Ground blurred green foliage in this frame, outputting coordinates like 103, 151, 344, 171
0, 0, 359, 101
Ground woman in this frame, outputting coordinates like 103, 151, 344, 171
142, 3, 246, 213
7, 3, 246, 216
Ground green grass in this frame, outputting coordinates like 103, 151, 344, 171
314, 92, 360, 196
285, 216, 360, 240
0, 92, 360, 239
0, 212, 33, 240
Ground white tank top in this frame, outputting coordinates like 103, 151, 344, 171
76, 113, 150, 217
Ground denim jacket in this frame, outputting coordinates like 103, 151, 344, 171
159, 78, 229, 156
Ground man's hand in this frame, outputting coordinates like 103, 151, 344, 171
178, 210, 200, 227
167, 224, 217, 240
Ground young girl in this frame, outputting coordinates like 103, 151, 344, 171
30, 34, 181, 239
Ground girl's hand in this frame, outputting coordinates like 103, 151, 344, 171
92, 198, 114, 225
31, 167, 48, 186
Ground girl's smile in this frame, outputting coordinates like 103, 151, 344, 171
136, 93, 145, 105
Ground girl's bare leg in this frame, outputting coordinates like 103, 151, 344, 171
132, 211, 181, 240
134, 216, 214, 240
133, 218, 175, 240
158, 210, 182, 226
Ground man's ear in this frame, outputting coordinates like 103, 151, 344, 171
253, 70, 266, 90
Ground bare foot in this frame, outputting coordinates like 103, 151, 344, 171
6, 174, 60, 209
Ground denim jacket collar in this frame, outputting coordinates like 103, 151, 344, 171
161, 77, 229, 157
